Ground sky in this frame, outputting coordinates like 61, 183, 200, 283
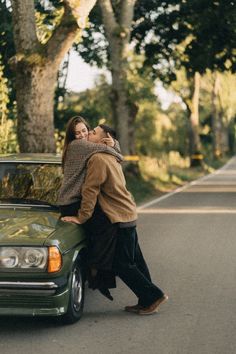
65, 50, 111, 92
65, 50, 181, 110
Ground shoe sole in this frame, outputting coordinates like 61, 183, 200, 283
124, 306, 141, 313
138, 294, 169, 315
125, 309, 140, 313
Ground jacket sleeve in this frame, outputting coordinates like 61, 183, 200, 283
77, 155, 107, 223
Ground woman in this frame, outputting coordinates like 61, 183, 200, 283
58, 116, 122, 299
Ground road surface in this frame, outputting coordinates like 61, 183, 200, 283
1, 158, 236, 354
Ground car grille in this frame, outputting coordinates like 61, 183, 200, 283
0, 295, 55, 308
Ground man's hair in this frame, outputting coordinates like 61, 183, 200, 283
99, 124, 117, 139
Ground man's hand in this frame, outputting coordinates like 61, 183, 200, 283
61, 216, 81, 224
101, 132, 115, 147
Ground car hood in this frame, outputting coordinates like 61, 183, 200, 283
0, 207, 59, 246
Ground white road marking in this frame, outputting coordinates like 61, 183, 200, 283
138, 208, 236, 214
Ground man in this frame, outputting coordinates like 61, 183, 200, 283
62, 124, 168, 315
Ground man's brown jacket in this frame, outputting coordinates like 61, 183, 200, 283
77, 153, 137, 224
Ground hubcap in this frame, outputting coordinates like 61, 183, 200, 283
71, 267, 83, 312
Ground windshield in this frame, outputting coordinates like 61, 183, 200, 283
0, 163, 62, 206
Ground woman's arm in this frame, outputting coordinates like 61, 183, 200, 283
70, 138, 123, 162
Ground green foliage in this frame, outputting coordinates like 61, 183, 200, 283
123, 54, 171, 156
127, 151, 228, 204
54, 74, 113, 131
125, 170, 160, 204
55, 54, 190, 159
0, 55, 18, 153
181, 1, 236, 73
164, 102, 189, 156
200, 70, 236, 155
129, 56, 191, 158
125, 153, 202, 203
35, 0, 64, 44
74, 5, 108, 68
167, 67, 236, 157
0, 1, 16, 109
206, 71, 236, 125
132, 0, 236, 80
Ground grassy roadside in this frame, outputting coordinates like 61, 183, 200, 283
125, 154, 229, 205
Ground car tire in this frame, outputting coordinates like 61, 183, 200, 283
62, 260, 85, 325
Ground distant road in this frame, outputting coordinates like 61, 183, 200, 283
1, 157, 236, 354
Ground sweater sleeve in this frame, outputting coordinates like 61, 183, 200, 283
113, 140, 121, 154
77, 155, 107, 223
70, 139, 123, 162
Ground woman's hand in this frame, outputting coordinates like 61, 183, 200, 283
101, 132, 115, 147
61, 216, 81, 224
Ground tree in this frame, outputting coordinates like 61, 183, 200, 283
132, 0, 236, 76
200, 70, 236, 157
188, 72, 202, 165
132, 0, 236, 163
96, 0, 138, 155
77, 0, 165, 155
169, 68, 202, 165
55, 73, 112, 131
211, 71, 222, 158
10, 0, 97, 152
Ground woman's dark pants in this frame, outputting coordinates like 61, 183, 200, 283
113, 226, 164, 308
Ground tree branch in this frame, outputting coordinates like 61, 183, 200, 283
120, 0, 136, 29
65, 0, 97, 28
45, 0, 97, 64
98, 0, 118, 34
45, 5, 77, 64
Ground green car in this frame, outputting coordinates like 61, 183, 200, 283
0, 154, 87, 324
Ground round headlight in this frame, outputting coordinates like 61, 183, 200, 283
0, 248, 19, 268
23, 248, 47, 268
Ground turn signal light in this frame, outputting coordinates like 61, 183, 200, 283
48, 246, 62, 273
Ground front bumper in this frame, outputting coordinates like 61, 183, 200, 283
0, 280, 70, 316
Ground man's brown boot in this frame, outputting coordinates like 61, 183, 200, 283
138, 294, 168, 315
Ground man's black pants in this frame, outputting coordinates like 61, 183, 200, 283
113, 226, 164, 307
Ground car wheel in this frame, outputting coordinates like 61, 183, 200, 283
62, 261, 85, 324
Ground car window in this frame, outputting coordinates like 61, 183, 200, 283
0, 163, 62, 206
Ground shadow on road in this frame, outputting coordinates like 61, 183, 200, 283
0, 316, 64, 331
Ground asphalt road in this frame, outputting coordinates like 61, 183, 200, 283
1, 158, 236, 354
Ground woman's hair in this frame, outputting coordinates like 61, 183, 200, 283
62, 116, 90, 169
99, 124, 117, 139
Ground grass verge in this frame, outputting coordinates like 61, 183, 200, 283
125, 153, 229, 205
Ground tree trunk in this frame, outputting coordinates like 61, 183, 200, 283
211, 71, 222, 158
11, 0, 97, 152
15, 62, 58, 152
110, 45, 132, 155
99, 0, 137, 156
187, 72, 202, 167
217, 74, 230, 155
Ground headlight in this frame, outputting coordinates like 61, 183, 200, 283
23, 248, 47, 269
0, 248, 19, 268
0, 247, 48, 271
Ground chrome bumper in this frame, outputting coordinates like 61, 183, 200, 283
0, 281, 58, 295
